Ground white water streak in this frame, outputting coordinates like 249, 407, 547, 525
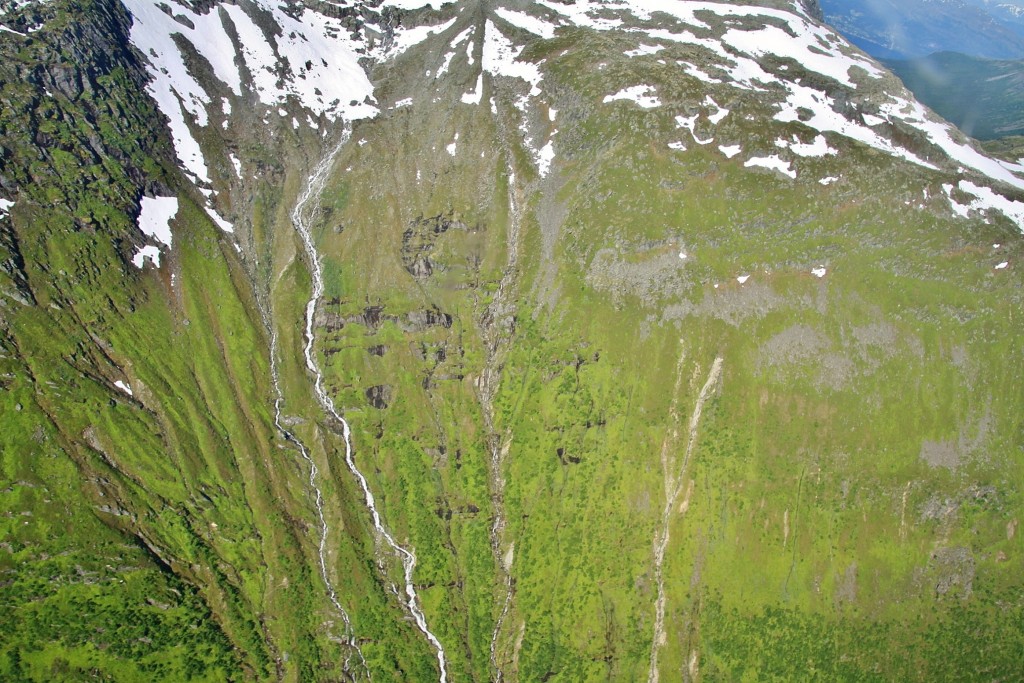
291, 131, 448, 683
268, 329, 367, 678
648, 355, 723, 683
487, 160, 525, 683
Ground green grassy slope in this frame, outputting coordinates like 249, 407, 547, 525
0, 1, 423, 680
300, 25, 1024, 682
1, 0, 1023, 680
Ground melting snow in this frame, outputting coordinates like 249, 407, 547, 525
604, 85, 661, 108
462, 74, 483, 104
878, 97, 1024, 191
394, 97, 413, 108
625, 43, 665, 57
704, 96, 728, 124
995, 261, 1009, 269
495, 7, 557, 39
811, 266, 827, 277
678, 62, 720, 83
790, 134, 836, 157
114, 380, 134, 396
676, 114, 713, 145
0, 197, 13, 218
124, 0, 378, 182
482, 20, 543, 96
943, 183, 972, 219
744, 155, 796, 178
819, 176, 838, 185
387, 17, 457, 56
538, 139, 555, 177
438, 51, 457, 76
668, 141, 687, 151
204, 206, 234, 233
956, 180, 1024, 228
137, 196, 178, 247
132, 245, 162, 268
719, 144, 741, 158
737, 274, 750, 284
774, 84, 934, 170
721, 23, 878, 88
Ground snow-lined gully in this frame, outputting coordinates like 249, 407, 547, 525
288, 131, 448, 682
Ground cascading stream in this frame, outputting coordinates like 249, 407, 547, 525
267, 328, 368, 679
290, 130, 449, 683
647, 355, 723, 683
485, 162, 523, 683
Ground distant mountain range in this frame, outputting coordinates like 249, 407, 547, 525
822, 0, 1024, 140
821, 0, 1024, 59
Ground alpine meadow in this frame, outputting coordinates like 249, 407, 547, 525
0, 0, 1022, 681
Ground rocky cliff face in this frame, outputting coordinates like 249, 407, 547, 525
2, 0, 1023, 681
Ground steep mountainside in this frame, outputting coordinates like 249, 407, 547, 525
2, 0, 1023, 681
884, 51, 1024, 140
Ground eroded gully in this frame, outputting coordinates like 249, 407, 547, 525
288, 131, 448, 682
267, 327, 367, 679
647, 353, 723, 683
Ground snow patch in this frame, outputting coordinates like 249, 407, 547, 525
811, 266, 827, 278
137, 196, 178, 247
204, 206, 234, 233
675, 114, 713, 145
678, 61, 721, 84
790, 134, 836, 158
878, 97, 1024, 191
124, 0, 378, 182
132, 245, 162, 269
495, 7, 557, 39
538, 139, 555, 177
744, 155, 796, 179
386, 16, 457, 56
114, 380, 134, 396
625, 43, 664, 57
704, 96, 728, 124
604, 84, 661, 108
482, 20, 543, 96
462, 74, 483, 104
956, 180, 1024, 228
719, 144, 741, 158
